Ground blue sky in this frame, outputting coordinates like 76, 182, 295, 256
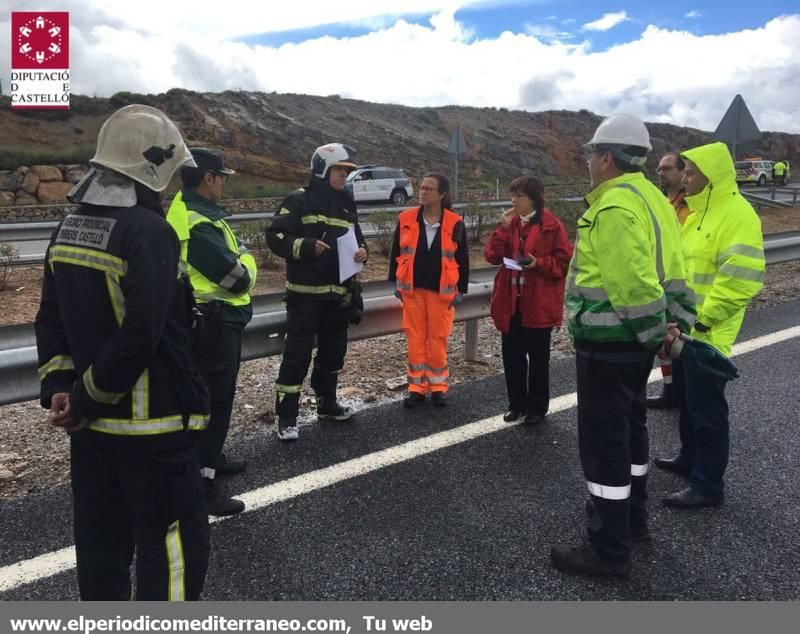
243, 1, 798, 51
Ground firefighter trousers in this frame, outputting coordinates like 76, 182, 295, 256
401, 288, 455, 394
275, 296, 349, 421
71, 439, 210, 601
193, 319, 243, 476
576, 348, 654, 563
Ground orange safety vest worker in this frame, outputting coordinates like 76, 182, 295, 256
670, 189, 691, 225
392, 207, 466, 393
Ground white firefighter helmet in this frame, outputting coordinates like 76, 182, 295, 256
310, 143, 357, 180
90, 104, 196, 192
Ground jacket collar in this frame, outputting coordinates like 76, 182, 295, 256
585, 172, 648, 207
181, 188, 228, 221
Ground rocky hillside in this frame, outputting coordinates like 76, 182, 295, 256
1, 90, 798, 188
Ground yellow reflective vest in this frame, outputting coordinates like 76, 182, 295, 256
565, 172, 695, 350
167, 191, 257, 309
681, 142, 765, 356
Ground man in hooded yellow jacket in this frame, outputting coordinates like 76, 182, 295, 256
656, 142, 765, 508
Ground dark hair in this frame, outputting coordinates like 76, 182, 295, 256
421, 172, 452, 209
180, 166, 205, 189
662, 151, 686, 170
508, 176, 545, 213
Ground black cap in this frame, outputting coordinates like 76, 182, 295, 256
188, 147, 235, 175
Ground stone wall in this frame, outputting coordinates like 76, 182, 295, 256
0, 164, 90, 208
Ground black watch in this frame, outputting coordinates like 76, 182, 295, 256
694, 321, 711, 333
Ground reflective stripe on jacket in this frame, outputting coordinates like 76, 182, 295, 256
394, 207, 461, 301
167, 191, 256, 308
565, 172, 696, 350
681, 142, 765, 356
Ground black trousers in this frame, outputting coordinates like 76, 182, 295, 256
193, 320, 243, 473
576, 348, 654, 563
71, 440, 209, 600
275, 296, 349, 420
501, 313, 551, 415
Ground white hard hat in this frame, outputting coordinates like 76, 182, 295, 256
310, 143, 357, 180
584, 112, 652, 151
90, 104, 196, 192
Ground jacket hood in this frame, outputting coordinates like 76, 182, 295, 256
681, 142, 737, 192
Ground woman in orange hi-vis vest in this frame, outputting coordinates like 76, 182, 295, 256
389, 173, 470, 408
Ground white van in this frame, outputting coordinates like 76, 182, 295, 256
345, 166, 413, 205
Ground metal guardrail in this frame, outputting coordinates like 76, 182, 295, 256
0, 200, 511, 244
1, 233, 797, 407
740, 190, 792, 209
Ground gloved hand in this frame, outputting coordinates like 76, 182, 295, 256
449, 292, 463, 309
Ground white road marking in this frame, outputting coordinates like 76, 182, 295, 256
1, 325, 798, 593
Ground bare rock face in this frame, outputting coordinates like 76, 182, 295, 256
37, 181, 73, 204
0, 191, 15, 206
31, 165, 63, 182
21, 171, 40, 195
0, 171, 17, 191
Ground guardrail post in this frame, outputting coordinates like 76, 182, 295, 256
771, 185, 776, 200
794, 190, 798, 206
464, 319, 479, 362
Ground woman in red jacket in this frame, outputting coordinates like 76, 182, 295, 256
485, 176, 572, 425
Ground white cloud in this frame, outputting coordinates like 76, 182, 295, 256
582, 11, 630, 32
685, 10, 703, 19
2, 3, 798, 132
523, 22, 574, 42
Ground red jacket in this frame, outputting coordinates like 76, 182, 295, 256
484, 208, 572, 333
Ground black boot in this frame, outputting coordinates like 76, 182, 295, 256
550, 544, 631, 578
646, 383, 679, 409
203, 478, 244, 517
317, 396, 354, 421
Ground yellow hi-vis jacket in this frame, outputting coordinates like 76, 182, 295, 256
681, 142, 765, 356
565, 172, 696, 350
167, 191, 257, 312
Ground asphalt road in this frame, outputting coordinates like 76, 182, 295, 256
0, 300, 798, 600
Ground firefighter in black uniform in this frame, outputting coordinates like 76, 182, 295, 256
266, 143, 368, 441
35, 104, 211, 600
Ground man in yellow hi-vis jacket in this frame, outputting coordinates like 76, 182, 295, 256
656, 142, 765, 508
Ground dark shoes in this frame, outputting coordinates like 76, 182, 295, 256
403, 392, 425, 409
204, 479, 245, 517
431, 392, 447, 408
550, 544, 631, 578
317, 397, 354, 422
663, 487, 724, 509
646, 384, 679, 409
503, 409, 526, 423
654, 456, 691, 478
522, 412, 545, 426
214, 453, 246, 477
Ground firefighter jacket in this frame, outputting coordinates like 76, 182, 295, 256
166, 189, 257, 328
565, 172, 696, 351
484, 208, 572, 332
266, 178, 367, 301
681, 142, 765, 356
389, 207, 469, 302
35, 201, 210, 447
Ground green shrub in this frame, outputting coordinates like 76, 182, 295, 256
368, 211, 397, 256
0, 145, 94, 171
462, 204, 503, 243
236, 220, 278, 269
0, 242, 19, 291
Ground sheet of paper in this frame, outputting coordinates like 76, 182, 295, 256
503, 257, 523, 271
337, 228, 364, 283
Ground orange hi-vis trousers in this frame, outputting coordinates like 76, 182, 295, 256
402, 288, 455, 394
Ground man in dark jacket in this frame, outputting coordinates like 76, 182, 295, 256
266, 143, 368, 440
35, 105, 211, 600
